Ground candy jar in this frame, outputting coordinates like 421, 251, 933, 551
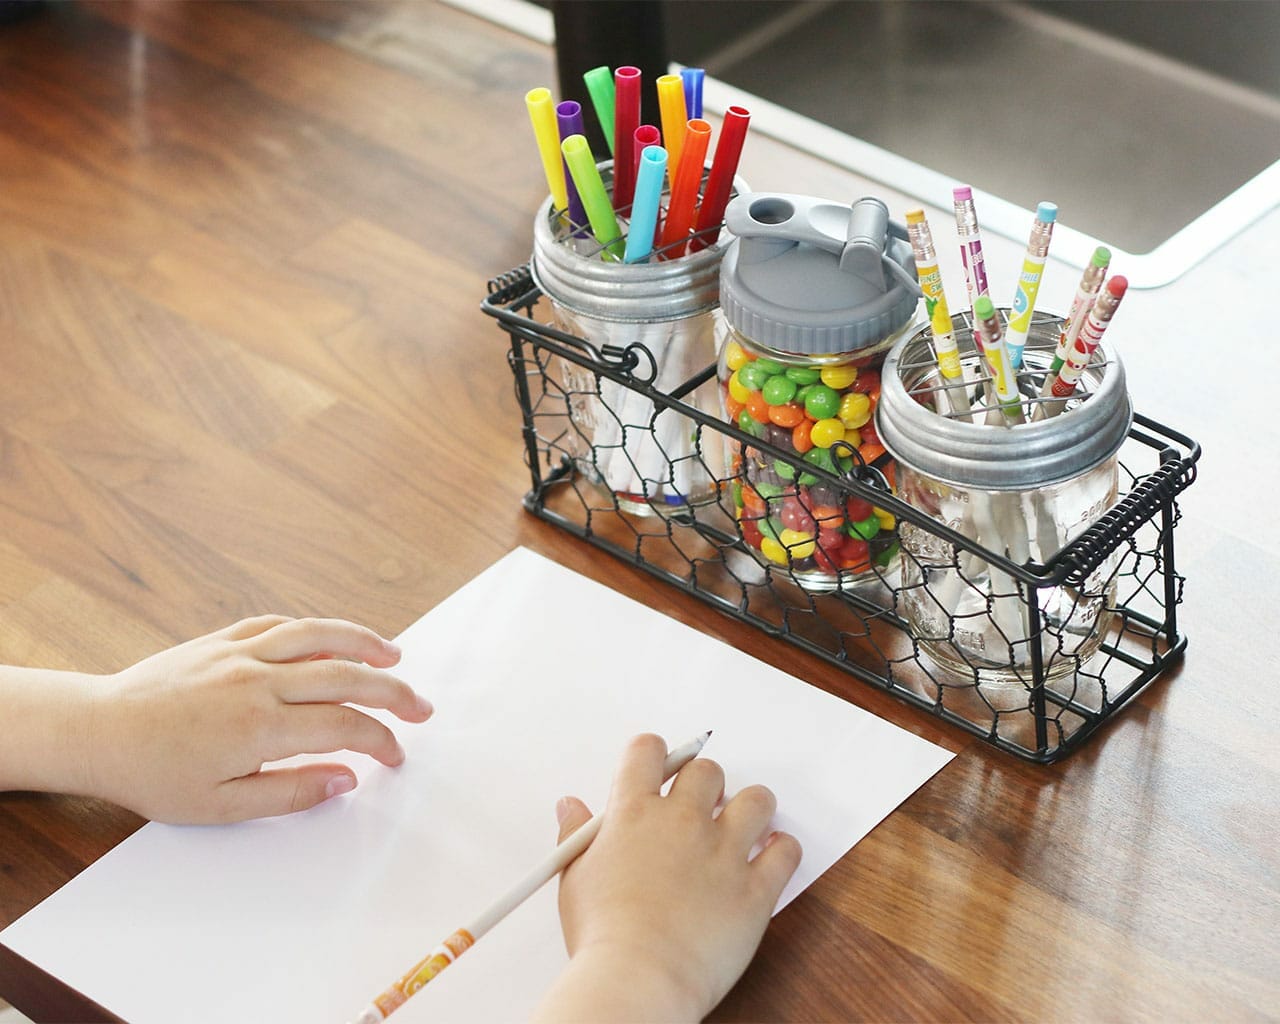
716, 194, 921, 589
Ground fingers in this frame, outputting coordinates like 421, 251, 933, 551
221, 615, 294, 641
212, 764, 358, 823
666, 757, 725, 811
609, 733, 669, 801
246, 617, 402, 667
554, 796, 593, 843
750, 830, 804, 903
270, 659, 432, 723
715, 784, 777, 849
265, 704, 406, 767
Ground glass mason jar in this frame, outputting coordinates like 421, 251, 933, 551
877, 310, 1132, 692
529, 163, 745, 517
715, 192, 923, 589
715, 321, 914, 587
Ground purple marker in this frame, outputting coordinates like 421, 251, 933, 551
681, 67, 705, 119
556, 100, 588, 235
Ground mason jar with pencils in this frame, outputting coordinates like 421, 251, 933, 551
715, 193, 922, 589
877, 302, 1132, 703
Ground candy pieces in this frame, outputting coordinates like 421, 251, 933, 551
720, 343, 897, 581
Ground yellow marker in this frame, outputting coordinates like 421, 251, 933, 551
656, 74, 687, 175
525, 87, 567, 210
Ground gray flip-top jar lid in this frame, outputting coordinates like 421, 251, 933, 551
877, 320, 1133, 490
720, 193, 921, 355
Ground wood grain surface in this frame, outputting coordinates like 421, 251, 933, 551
0, 2, 1276, 1021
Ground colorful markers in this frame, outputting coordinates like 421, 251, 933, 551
582, 66, 615, 156
1005, 201, 1057, 369
561, 134, 624, 259
625, 145, 668, 263
691, 105, 750, 252
659, 118, 711, 258
525, 87, 567, 212
656, 73, 687, 173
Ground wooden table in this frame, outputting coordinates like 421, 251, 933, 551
1, 3, 1276, 1021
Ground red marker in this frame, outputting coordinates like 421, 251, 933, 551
690, 105, 751, 251
611, 66, 642, 209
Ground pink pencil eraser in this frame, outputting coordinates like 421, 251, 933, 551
953, 185, 973, 201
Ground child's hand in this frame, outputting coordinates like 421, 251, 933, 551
534, 733, 802, 1023
83, 615, 432, 824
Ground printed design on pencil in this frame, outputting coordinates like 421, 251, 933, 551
404, 930, 475, 995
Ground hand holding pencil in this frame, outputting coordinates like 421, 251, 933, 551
534, 734, 803, 1024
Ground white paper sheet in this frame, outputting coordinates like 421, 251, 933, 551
1, 547, 953, 1023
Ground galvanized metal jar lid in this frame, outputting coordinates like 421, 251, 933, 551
877, 314, 1133, 490
528, 169, 742, 324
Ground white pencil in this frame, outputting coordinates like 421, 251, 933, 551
348, 731, 713, 1024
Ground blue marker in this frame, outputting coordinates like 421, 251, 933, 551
680, 67, 705, 119
624, 145, 668, 263
1007, 200, 1057, 368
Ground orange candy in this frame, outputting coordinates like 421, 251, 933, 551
724, 396, 745, 422
811, 504, 843, 528
791, 419, 815, 453
768, 402, 806, 428
746, 391, 772, 423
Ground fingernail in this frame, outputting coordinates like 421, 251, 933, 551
325, 774, 356, 799
384, 640, 402, 657
414, 695, 434, 718
555, 797, 572, 825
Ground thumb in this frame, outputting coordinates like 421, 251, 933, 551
554, 795, 593, 843
215, 765, 357, 823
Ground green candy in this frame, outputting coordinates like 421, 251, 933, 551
784, 366, 821, 385
755, 480, 785, 500
804, 383, 841, 420
757, 517, 783, 542
732, 481, 743, 509
761, 375, 798, 406
847, 514, 881, 540
774, 458, 796, 481
874, 540, 901, 567
738, 410, 764, 437
754, 357, 786, 377
798, 446, 835, 487
738, 363, 770, 391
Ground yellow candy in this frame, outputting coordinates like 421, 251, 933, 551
838, 392, 872, 429
809, 417, 846, 449
874, 507, 896, 530
760, 536, 789, 565
820, 364, 858, 390
728, 369, 751, 405
724, 340, 750, 372
779, 528, 816, 559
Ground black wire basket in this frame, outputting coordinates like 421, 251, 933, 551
482, 264, 1200, 763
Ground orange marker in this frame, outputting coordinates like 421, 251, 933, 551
658, 119, 711, 259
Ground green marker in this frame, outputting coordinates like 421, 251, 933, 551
561, 135, 624, 260
582, 66, 615, 156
